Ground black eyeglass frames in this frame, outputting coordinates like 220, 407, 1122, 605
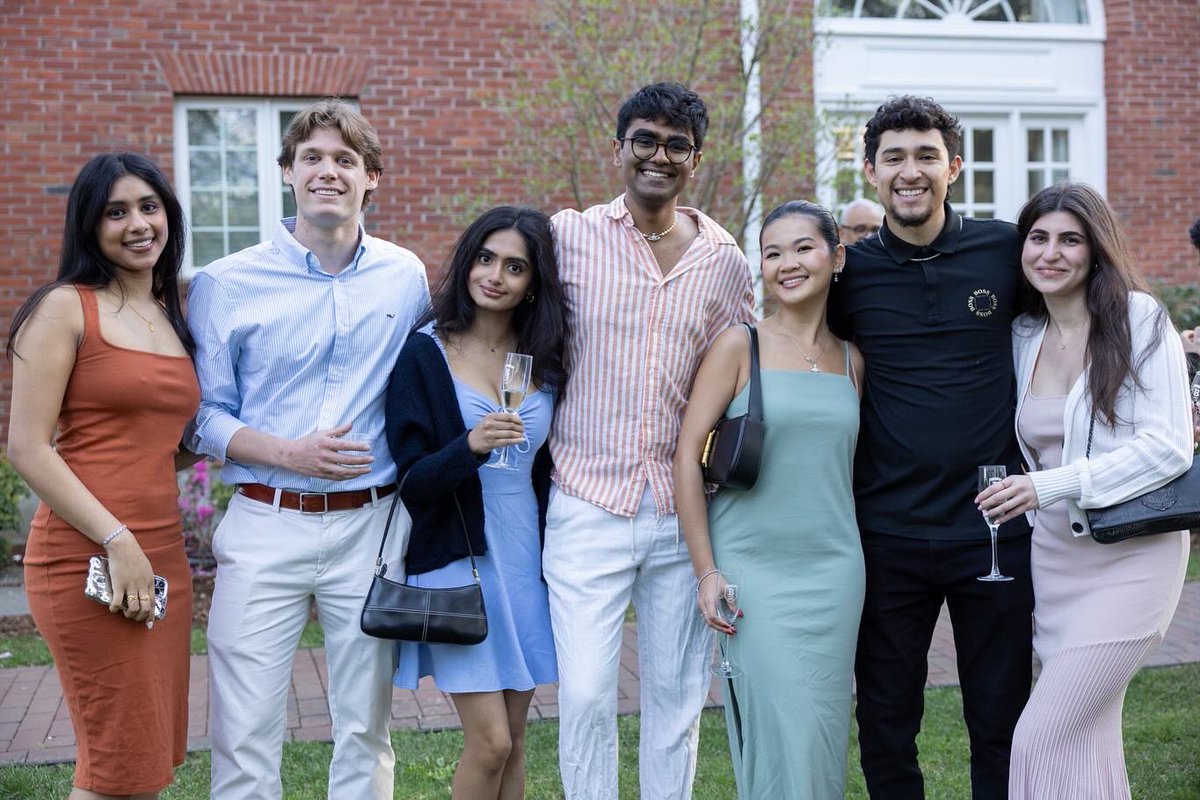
619, 135, 697, 164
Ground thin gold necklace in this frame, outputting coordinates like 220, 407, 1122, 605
640, 214, 677, 242
125, 302, 157, 333
774, 318, 823, 373
1049, 318, 1087, 352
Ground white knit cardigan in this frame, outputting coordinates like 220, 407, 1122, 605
1012, 291, 1194, 537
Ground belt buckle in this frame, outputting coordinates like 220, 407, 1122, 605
298, 492, 329, 514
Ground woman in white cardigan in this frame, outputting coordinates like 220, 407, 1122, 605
976, 182, 1193, 800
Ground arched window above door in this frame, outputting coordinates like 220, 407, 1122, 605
820, 0, 1090, 23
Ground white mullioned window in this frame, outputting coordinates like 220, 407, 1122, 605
173, 98, 318, 272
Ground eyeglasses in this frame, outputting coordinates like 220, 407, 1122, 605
620, 135, 697, 164
840, 224, 880, 235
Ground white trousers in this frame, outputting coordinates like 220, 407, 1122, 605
207, 491, 405, 800
543, 487, 713, 800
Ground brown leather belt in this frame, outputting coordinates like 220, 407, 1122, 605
236, 482, 396, 514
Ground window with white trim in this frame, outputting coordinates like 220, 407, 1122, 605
948, 123, 1000, 219
820, 0, 1089, 23
173, 98, 316, 271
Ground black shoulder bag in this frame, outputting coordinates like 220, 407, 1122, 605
360, 477, 488, 644
1084, 415, 1200, 544
700, 323, 764, 491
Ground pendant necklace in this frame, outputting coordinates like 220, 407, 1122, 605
126, 302, 156, 333
641, 214, 677, 242
1049, 318, 1086, 352
775, 319, 824, 372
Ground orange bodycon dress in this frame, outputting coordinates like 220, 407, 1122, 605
23, 287, 199, 794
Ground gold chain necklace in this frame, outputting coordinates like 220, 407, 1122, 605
125, 302, 157, 333
774, 319, 824, 373
640, 214, 677, 242
1049, 318, 1087, 352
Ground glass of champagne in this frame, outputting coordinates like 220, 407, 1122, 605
486, 352, 533, 471
709, 568, 742, 679
978, 465, 1014, 582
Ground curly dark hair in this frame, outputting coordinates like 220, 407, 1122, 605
1016, 182, 1164, 427
424, 206, 569, 393
616, 82, 710, 151
863, 96, 963, 165
1189, 217, 1200, 252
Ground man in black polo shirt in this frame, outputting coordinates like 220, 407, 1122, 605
830, 96, 1033, 800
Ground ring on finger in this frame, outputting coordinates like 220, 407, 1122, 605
126, 594, 138, 603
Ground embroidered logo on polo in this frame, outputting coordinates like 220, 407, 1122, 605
967, 289, 998, 318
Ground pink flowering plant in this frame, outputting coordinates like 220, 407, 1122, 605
178, 459, 231, 575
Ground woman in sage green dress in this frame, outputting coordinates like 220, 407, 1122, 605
675, 200, 865, 799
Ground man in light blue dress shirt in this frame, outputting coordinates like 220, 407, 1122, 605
188, 100, 429, 800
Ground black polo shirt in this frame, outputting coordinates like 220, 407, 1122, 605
829, 203, 1031, 541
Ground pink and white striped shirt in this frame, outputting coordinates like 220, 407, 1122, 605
550, 195, 755, 517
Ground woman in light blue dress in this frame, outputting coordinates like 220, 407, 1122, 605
675, 201, 865, 799
385, 206, 568, 800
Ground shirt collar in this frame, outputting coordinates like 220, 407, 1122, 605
605, 193, 728, 246
273, 217, 369, 275
877, 202, 963, 264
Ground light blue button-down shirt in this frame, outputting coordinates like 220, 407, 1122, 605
187, 218, 429, 491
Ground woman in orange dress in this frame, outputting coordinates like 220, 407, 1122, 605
7, 152, 199, 799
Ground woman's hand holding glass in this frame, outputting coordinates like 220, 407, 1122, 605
975, 474, 1040, 527
467, 412, 525, 456
697, 569, 740, 636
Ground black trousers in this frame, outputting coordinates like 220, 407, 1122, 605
854, 531, 1034, 800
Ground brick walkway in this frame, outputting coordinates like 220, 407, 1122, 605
2, 583, 1198, 767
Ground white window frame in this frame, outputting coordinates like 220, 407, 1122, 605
173, 97, 316, 274
815, 0, 1106, 41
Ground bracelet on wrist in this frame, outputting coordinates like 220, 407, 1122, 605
696, 567, 721, 593
101, 524, 129, 548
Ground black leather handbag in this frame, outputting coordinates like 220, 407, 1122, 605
1084, 415, 1200, 544
360, 478, 488, 645
700, 324, 764, 491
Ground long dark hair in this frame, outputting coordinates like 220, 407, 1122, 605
425, 206, 569, 392
7, 152, 193, 358
1016, 181, 1163, 426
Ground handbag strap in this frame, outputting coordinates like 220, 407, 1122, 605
744, 323, 763, 424
1086, 414, 1094, 458
373, 473, 479, 582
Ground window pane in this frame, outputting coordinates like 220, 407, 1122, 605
188, 110, 220, 147
282, 186, 297, 219
190, 151, 222, 188
1028, 170, 1044, 197
228, 231, 260, 253
973, 129, 994, 163
975, 170, 994, 203
975, 210, 994, 219
192, 232, 226, 268
949, 179, 965, 204
191, 190, 222, 227
225, 109, 256, 147
1051, 168, 1069, 184
226, 150, 258, 187
227, 189, 259, 226
1051, 129, 1069, 162
1027, 129, 1044, 162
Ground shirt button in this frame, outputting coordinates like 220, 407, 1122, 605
1071, 522, 1084, 533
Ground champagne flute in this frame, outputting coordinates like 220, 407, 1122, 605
709, 568, 742, 678
978, 465, 1014, 582
486, 352, 533, 471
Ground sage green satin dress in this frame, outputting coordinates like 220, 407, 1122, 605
709, 344, 865, 799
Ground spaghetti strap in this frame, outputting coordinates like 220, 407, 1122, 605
843, 340, 859, 393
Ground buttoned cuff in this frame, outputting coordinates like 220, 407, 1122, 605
192, 414, 248, 462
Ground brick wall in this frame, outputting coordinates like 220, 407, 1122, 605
1, 0, 799, 445
1103, 0, 1200, 280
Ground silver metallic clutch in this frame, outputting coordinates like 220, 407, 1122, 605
84, 555, 168, 621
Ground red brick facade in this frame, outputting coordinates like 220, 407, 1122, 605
1103, 0, 1200, 281
0, 1, 1195, 444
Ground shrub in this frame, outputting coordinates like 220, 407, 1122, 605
0, 460, 30, 533
179, 459, 220, 575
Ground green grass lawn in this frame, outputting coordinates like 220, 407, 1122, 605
2, 663, 1197, 799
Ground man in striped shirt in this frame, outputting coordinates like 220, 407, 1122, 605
188, 100, 429, 799
545, 82, 755, 800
